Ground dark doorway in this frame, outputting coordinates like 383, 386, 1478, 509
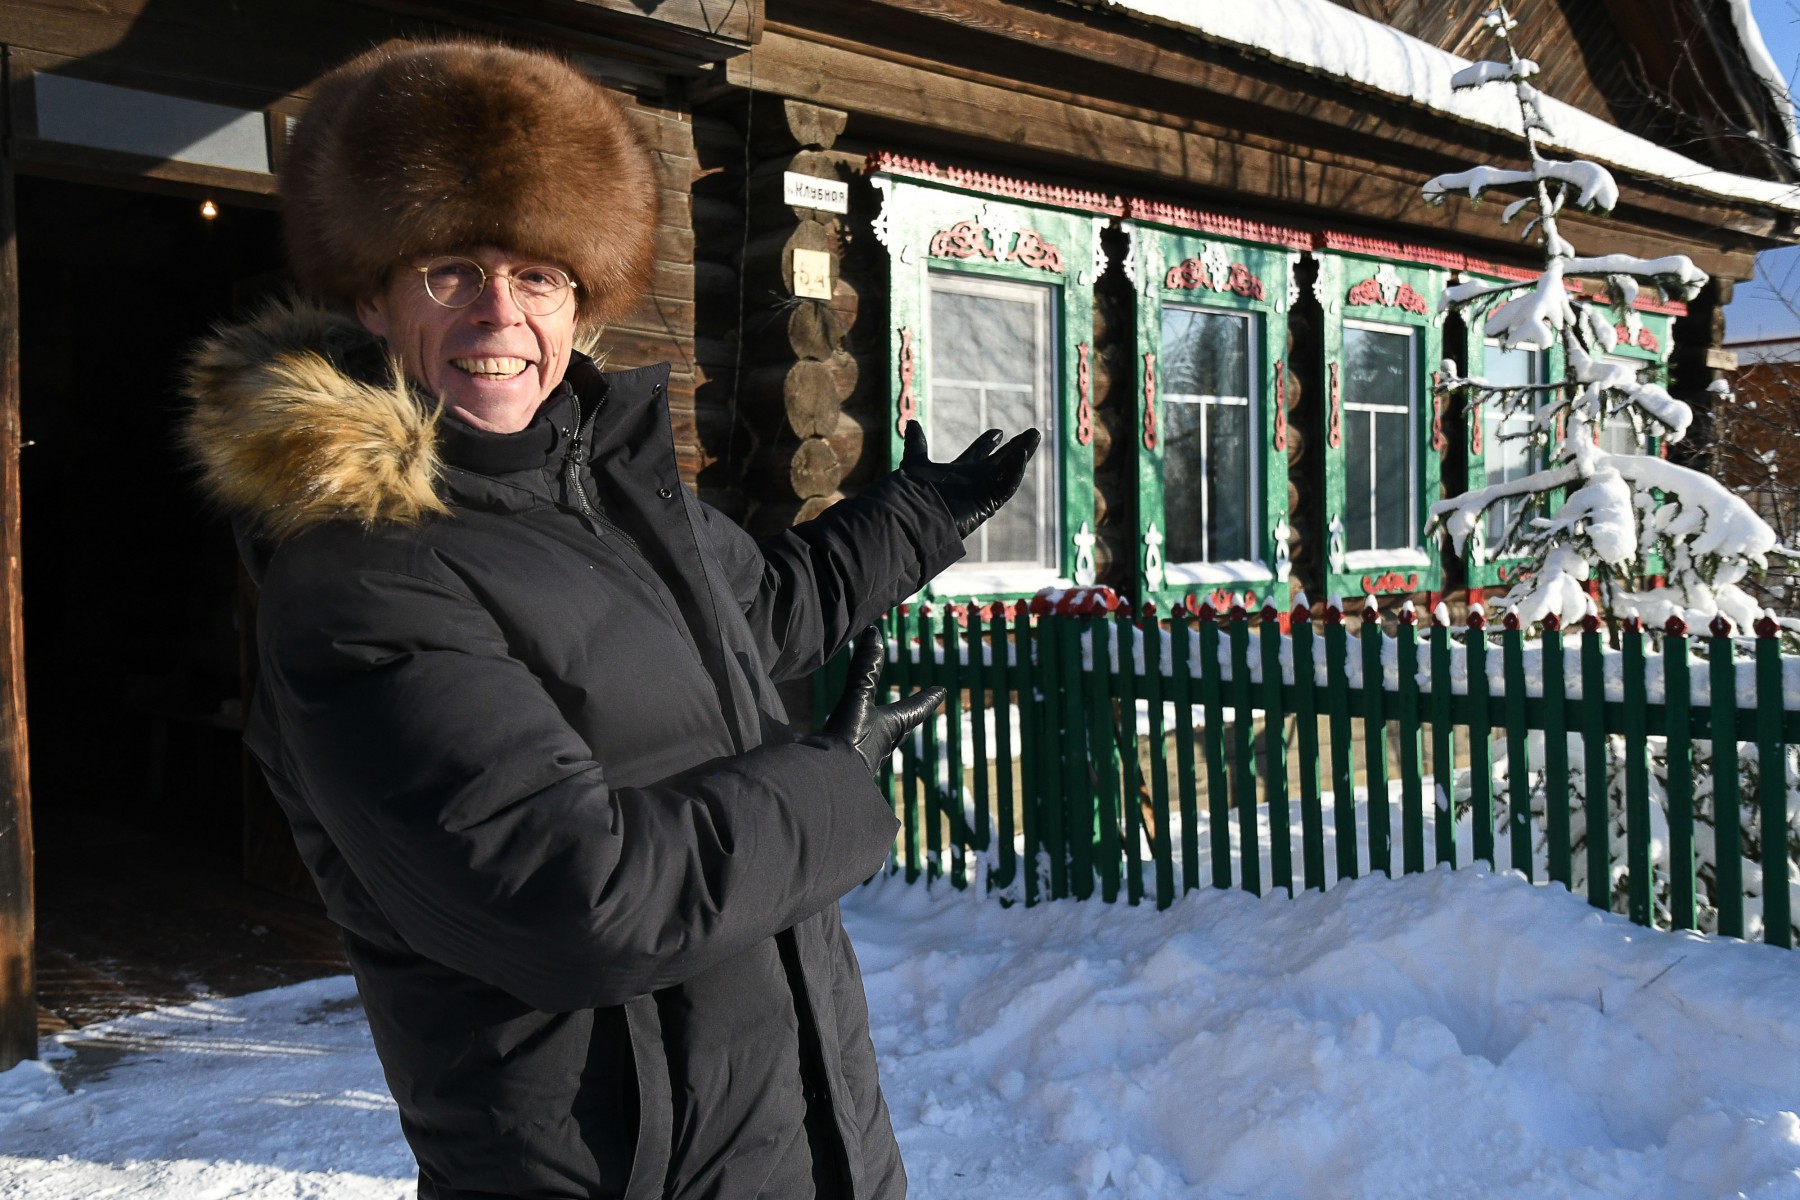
16, 176, 343, 1030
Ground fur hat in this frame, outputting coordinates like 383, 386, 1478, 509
284, 39, 658, 335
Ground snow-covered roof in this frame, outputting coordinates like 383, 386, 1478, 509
1094, 0, 1800, 216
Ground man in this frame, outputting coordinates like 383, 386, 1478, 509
182, 39, 1037, 1200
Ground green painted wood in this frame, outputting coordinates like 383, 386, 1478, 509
943, 607, 967, 890
1261, 607, 1293, 894
1359, 606, 1391, 877
1133, 222, 1293, 610
1581, 620, 1611, 911
1502, 615, 1532, 881
1229, 610, 1260, 896
1292, 603, 1327, 891
1198, 610, 1232, 890
1395, 610, 1426, 876
1170, 605, 1201, 895
1663, 622, 1696, 931
967, 610, 992, 858
991, 606, 1019, 895
1142, 609, 1176, 909
1325, 608, 1356, 881
894, 610, 920, 883
1755, 623, 1790, 947
1035, 611, 1064, 900
1430, 614, 1456, 868
1468, 616, 1495, 869
1058, 614, 1093, 901
1542, 622, 1572, 890
875, 174, 1099, 600
1622, 620, 1652, 927
1017, 607, 1041, 907
1710, 623, 1743, 937
919, 606, 943, 883
1117, 613, 1145, 906
1090, 613, 1123, 904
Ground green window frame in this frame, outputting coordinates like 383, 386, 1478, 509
1127, 219, 1297, 610
1315, 250, 1448, 600
872, 170, 1105, 601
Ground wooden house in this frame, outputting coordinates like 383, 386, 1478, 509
0, 0, 1793, 1065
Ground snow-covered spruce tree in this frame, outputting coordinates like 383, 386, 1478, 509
1423, 6, 1778, 630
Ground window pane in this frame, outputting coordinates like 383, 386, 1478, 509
1160, 306, 1254, 563
1343, 325, 1410, 410
1347, 409, 1374, 552
1208, 399, 1252, 561
928, 272, 1056, 568
1163, 398, 1206, 562
1343, 325, 1415, 553
1163, 308, 1249, 398
1484, 345, 1542, 544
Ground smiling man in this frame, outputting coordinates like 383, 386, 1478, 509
182, 38, 1036, 1200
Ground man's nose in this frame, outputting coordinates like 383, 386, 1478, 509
470, 275, 526, 324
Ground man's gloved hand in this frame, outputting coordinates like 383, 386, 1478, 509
824, 626, 946, 776
898, 420, 1042, 539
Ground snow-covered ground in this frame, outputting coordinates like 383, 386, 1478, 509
4, 868, 1799, 1199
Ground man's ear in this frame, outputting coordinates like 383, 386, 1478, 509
355, 291, 390, 340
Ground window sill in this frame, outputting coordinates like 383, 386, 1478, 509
1341, 548, 1430, 571
1163, 560, 1270, 586
928, 565, 1069, 599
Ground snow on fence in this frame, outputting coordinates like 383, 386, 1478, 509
813, 591, 1800, 948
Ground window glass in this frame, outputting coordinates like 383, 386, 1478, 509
1161, 306, 1255, 563
928, 271, 1056, 568
1599, 355, 1649, 457
1343, 323, 1416, 553
1483, 343, 1544, 544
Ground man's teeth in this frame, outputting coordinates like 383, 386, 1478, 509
452, 357, 529, 378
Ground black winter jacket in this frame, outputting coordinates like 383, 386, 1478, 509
183, 301, 964, 1200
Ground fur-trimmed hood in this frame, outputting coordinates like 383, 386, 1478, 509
182, 297, 450, 545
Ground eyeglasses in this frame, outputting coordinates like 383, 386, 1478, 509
411, 256, 578, 316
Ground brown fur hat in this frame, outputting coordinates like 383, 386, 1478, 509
284, 39, 658, 335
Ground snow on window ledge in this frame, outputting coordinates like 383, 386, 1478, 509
1163, 559, 1271, 586
1342, 548, 1430, 570
928, 565, 1070, 598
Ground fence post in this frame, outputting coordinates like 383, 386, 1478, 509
1395, 602, 1426, 876
1089, 607, 1122, 903
1016, 604, 1041, 907
1325, 600, 1356, 882
1709, 616, 1743, 937
1198, 604, 1231, 890
1060, 611, 1094, 902
1502, 608, 1532, 881
1142, 604, 1176, 909
943, 605, 968, 890
1430, 604, 1456, 868
1580, 612, 1610, 911
918, 605, 942, 884
1542, 615, 1572, 890
1170, 603, 1201, 896
894, 606, 920, 883
967, 606, 992, 861
1360, 599, 1391, 877
1468, 606, 1495, 869
1261, 602, 1292, 895
1754, 614, 1790, 947
1663, 617, 1695, 931
1292, 596, 1327, 891
1116, 609, 1144, 906
1623, 615, 1652, 928
1229, 601, 1260, 896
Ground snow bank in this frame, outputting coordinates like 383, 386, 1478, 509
1098, 0, 1800, 213
6, 870, 1800, 1199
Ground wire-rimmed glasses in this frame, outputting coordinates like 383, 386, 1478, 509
412, 256, 578, 316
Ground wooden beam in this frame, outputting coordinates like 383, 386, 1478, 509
0, 47, 37, 1072
730, 28, 1762, 280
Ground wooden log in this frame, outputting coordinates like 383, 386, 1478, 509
0, 136, 33, 1070
693, 194, 744, 244
747, 95, 848, 155
745, 150, 865, 228
748, 491, 846, 536
744, 358, 848, 439
754, 434, 844, 499
827, 406, 883, 488
738, 220, 837, 299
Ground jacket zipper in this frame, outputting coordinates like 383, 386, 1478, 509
561, 394, 645, 557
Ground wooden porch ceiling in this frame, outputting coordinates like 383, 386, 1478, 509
736, 0, 1794, 281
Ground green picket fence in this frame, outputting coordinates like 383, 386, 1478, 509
813, 594, 1800, 947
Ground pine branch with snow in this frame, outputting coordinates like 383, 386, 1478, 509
1420, 5, 1779, 630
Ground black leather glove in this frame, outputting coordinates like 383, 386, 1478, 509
824, 626, 946, 776
898, 420, 1042, 538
